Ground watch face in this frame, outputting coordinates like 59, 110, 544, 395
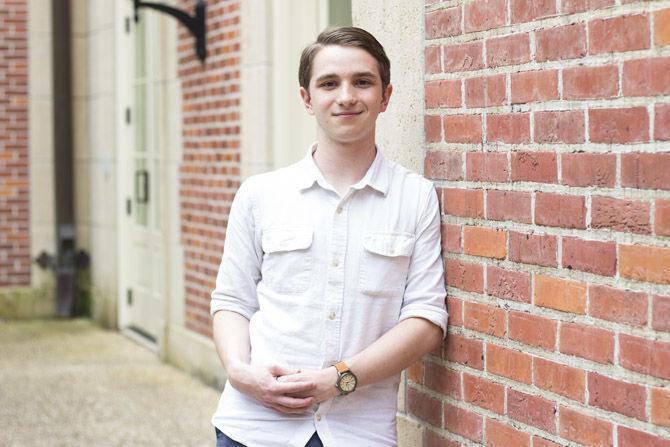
339, 373, 357, 392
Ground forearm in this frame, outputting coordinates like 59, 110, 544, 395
345, 317, 443, 387
212, 310, 251, 383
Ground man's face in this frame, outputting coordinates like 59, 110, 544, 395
300, 45, 392, 145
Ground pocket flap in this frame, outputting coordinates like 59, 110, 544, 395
363, 232, 415, 257
262, 228, 313, 253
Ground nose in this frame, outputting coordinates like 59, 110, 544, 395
336, 83, 356, 106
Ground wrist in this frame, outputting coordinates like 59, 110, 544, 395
226, 361, 250, 387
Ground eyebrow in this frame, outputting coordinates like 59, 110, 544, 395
314, 71, 377, 83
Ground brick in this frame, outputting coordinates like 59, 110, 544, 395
464, 0, 507, 33
487, 113, 530, 144
443, 114, 482, 143
619, 244, 670, 285
443, 403, 483, 442
444, 332, 484, 369
622, 152, 670, 190
507, 389, 556, 433
511, 70, 559, 104
509, 311, 556, 350
425, 362, 461, 399
658, 199, 670, 236
443, 41, 484, 72
533, 438, 562, 447
536, 23, 586, 62
619, 334, 670, 380
535, 110, 585, 144
590, 107, 649, 144
535, 192, 585, 229
463, 226, 506, 259
442, 188, 484, 218
406, 360, 424, 384
589, 14, 650, 54
464, 301, 506, 337
511, 0, 555, 23
623, 57, 670, 97
655, 8, 670, 46
425, 7, 462, 39
561, 153, 615, 187
588, 372, 646, 420
445, 259, 484, 293
652, 387, 670, 427
560, 322, 614, 364
487, 265, 531, 302
511, 152, 557, 183
441, 223, 461, 253
487, 344, 532, 383
561, 0, 613, 14
463, 373, 505, 414
446, 296, 463, 327
425, 80, 461, 109
486, 419, 530, 447
425, 151, 463, 180
563, 64, 619, 100
591, 196, 651, 234
559, 407, 613, 447
464, 74, 506, 108
407, 387, 442, 427
426, 46, 441, 74
534, 358, 585, 401
466, 152, 508, 182
425, 115, 441, 143
589, 285, 648, 327
562, 237, 616, 276
487, 190, 531, 224
425, 430, 460, 447
618, 426, 670, 447
535, 275, 586, 314
508, 231, 557, 267
486, 33, 531, 68
656, 104, 670, 141
652, 295, 670, 332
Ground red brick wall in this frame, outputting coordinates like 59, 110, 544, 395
412, 1, 670, 445
0, 0, 29, 287
177, 0, 241, 337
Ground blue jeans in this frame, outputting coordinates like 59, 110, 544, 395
215, 427, 324, 447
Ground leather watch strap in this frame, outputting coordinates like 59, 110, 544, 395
334, 361, 349, 374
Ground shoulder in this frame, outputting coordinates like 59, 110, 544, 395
237, 160, 304, 198
383, 156, 437, 198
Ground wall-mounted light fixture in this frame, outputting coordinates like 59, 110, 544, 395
133, 0, 207, 63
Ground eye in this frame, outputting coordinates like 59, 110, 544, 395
355, 78, 373, 87
319, 80, 337, 89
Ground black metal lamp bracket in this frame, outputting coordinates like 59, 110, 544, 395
133, 0, 206, 63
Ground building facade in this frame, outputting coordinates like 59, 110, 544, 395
1, 0, 669, 445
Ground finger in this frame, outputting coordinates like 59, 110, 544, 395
272, 380, 316, 395
268, 364, 299, 377
274, 395, 315, 409
276, 373, 304, 383
268, 404, 311, 415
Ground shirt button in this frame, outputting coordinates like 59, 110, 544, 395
332, 259, 339, 267
315, 414, 322, 421
329, 312, 336, 320
336, 207, 343, 214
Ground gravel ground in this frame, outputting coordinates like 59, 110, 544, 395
0, 318, 221, 447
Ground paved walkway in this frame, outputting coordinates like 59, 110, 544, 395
0, 319, 221, 447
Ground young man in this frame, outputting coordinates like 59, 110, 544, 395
210, 27, 448, 447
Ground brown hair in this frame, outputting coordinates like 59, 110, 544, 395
298, 26, 391, 92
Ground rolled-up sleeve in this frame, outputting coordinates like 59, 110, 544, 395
210, 178, 262, 320
398, 185, 449, 337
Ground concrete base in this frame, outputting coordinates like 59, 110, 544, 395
0, 281, 55, 319
165, 323, 227, 390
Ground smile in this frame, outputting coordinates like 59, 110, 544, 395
333, 111, 362, 117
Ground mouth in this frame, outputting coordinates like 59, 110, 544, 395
333, 111, 362, 117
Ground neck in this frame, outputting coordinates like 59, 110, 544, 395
312, 132, 377, 196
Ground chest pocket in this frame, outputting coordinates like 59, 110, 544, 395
261, 228, 314, 294
360, 231, 415, 297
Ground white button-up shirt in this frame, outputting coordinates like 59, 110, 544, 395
210, 146, 448, 447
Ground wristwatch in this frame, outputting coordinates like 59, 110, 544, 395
334, 361, 358, 395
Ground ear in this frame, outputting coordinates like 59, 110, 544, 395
300, 87, 315, 115
380, 83, 393, 113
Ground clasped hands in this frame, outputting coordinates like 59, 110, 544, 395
228, 363, 340, 414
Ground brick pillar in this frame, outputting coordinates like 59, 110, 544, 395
0, 0, 29, 287
177, 0, 241, 337
408, 1, 670, 445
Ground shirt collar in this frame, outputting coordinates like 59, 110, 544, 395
295, 142, 390, 196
